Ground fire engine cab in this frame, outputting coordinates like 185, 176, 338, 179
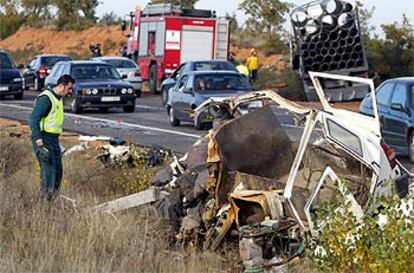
121, 4, 230, 93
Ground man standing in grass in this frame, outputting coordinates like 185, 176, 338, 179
29, 75, 74, 201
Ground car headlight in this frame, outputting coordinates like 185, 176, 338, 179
12, 77, 23, 82
82, 88, 92, 95
92, 88, 98, 95
121, 88, 127, 94
127, 88, 133, 94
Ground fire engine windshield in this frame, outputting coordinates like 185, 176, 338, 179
71, 64, 121, 80
194, 74, 252, 92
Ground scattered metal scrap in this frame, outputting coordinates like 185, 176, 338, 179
92, 72, 410, 272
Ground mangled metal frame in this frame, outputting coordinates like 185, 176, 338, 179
195, 71, 403, 235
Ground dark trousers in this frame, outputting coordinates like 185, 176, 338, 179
33, 137, 62, 201
250, 69, 258, 83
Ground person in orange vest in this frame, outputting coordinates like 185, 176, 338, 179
246, 48, 259, 83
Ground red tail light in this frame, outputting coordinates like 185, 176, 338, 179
39, 65, 47, 77
381, 140, 397, 169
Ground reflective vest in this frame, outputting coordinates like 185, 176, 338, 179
236, 64, 249, 77
246, 56, 259, 70
38, 89, 64, 134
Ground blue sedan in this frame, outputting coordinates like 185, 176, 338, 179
166, 71, 254, 130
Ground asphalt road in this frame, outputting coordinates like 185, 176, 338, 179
0, 90, 304, 154
1, 90, 412, 171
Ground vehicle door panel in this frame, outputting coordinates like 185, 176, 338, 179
375, 82, 395, 143
171, 75, 189, 120
384, 83, 409, 150
174, 75, 193, 120
178, 75, 195, 121
24, 58, 37, 87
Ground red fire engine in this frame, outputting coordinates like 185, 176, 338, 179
121, 4, 230, 93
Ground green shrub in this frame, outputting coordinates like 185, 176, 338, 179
276, 68, 306, 101
9, 46, 41, 65
103, 38, 117, 54
253, 68, 279, 90
310, 182, 414, 273
113, 145, 159, 195
0, 13, 26, 39
64, 50, 90, 60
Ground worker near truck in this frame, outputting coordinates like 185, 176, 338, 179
228, 51, 249, 77
246, 48, 259, 83
29, 75, 74, 201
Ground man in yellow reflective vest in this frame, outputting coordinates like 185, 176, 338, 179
29, 75, 74, 201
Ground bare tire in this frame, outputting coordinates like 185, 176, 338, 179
169, 107, 180, 127
71, 97, 82, 113
161, 86, 169, 106
14, 91, 23, 100
194, 116, 205, 130
149, 64, 159, 94
409, 132, 414, 163
123, 105, 135, 113
34, 78, 41, 92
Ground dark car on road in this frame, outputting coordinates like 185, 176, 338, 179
161, 60, 238, 106
0, 50, 24, 99
46, 60, 136, 113
23, 54, 72, 91
166, 71, 254, 130
359, 77, 414, 162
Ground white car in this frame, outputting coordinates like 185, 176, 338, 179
93, 57, 142, 96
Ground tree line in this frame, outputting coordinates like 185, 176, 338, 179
1, 0, 412, 80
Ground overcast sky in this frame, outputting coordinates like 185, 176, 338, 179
97, 0, 414, 34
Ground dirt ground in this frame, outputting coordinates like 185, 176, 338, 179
0, 26, 124, 59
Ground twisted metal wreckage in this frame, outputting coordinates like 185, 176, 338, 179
92, 72, 411, 270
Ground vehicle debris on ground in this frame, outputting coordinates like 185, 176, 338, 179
91, 72, 411, 272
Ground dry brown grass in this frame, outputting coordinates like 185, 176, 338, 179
0, 135, 230, 273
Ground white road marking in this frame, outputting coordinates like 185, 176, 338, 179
0, 103, 201, 138
0, 102, 322, 134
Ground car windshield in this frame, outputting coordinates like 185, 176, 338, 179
193, 74, 252, 92
0, 53, 15, 69
104, 59, 136, 69
71, 64, 121, 80
42, 56, 71, 67
193, 61, 235, 71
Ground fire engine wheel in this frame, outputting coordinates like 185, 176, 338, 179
409, 132, 414, 163
149, 64, 159, 94
168, 107, 180, 127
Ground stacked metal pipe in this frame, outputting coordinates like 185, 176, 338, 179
291, 0, 366, 73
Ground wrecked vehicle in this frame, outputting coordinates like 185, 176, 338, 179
92, 72, 410, 271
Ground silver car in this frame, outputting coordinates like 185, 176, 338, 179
93, 57, 142, 95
